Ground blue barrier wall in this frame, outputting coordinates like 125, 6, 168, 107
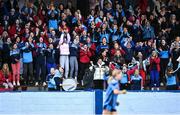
0, 91, 180, 115
0, 92, 95, 115
116, 92, 180, 115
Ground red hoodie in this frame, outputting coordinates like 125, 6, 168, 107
79, 49, 92, 63
0, 70, 12, 85
149, 57, 160, 72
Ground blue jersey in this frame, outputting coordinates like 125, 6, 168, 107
166, 75, 176, 86
103, 79, 119, 111
120, 73, 128, 84
131, 75, 142, 81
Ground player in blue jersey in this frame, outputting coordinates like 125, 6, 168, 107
103, 69, 126, 115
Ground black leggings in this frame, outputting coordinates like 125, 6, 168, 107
79, 62, 89, 81
160, 58, 169, 83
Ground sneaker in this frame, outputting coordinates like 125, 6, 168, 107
75, 80, 79, 85
4, 84, 8, 89
81, 80, 84, 86
35, 82, 39, 86
13, 81, 16, 86
75, 76, 77, 80
74, 77, 79, 84
157, 87, 160, 91
160, 82, 164, 86
43, 82, 47, 87
151, 87, 154, 91
17, 81, 20, 86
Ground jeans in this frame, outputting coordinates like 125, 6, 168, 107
69, 56, 78, 78
150, 70, 159, 87
60, 55, 69, 78
11, 62, 20, 82
23, 62, 33, 85
20, 58, 23, 75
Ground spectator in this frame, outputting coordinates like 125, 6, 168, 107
110, 42, 125, 58
10, 43, 20, 86
171, 42, 180, 80
111, 24, 120, 42
158, 39, 170, 86
112, 50, 125, 67
86, 36, 96, 61
122, 41, 135, 64
131, 69, 143, 90
79, 44, 92, 85
0, 63, 13, 89
99, 49, 110, 66
21, 38, 34, 85
93, 58, 109, 89
35, 37, 47, 86
54, 66, 64, 90
2, 37, 11, 67
142, 21, 155, 41
46, 67, 56, 91
58, 28, 70, 78
169, 56, 180, 89
45, 43, 56, 74
136, 52, 146, 87
165, 66, 177, 90
120, 65, 130, 90
149, 51, 160, 91
96, 37, 109, 53
48, 4, 58, 30
69, 35, 79, 79
132, 19, 143, 42
99, 23, 110, 43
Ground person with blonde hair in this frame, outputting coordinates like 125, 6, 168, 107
131, 69, 143, 90
10, 43, 20, 86
0, 63, 13, 89
149, 51, 160, 91
103, 69, 126, 115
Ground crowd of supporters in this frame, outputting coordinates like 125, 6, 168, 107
0, 0, 179, 91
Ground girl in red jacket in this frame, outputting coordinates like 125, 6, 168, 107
79, 44, 92, 85
149, 51, 160, 91
0, 63, 13, 89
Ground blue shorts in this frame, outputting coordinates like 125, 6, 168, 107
103, 105, 116, 112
